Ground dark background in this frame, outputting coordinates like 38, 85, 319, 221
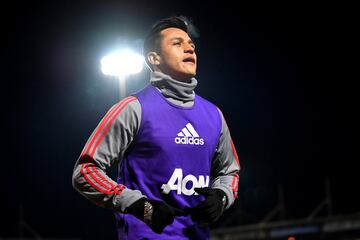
2, 1, 357, 239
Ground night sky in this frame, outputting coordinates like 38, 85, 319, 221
2, 1, 357, 239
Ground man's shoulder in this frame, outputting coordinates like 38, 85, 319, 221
107, 96, 141, 117
195, 94, 219, 110
195, 94, 226, 120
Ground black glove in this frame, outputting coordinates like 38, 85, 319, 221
125, 197, 187, 234
186, 187, 227, 226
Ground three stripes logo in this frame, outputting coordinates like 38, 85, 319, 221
174, 123, 204, 145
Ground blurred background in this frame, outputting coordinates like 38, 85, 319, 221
2, 1, 357, 239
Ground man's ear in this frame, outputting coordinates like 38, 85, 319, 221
147, 52, 161, 66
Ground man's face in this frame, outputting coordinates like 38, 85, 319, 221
157, 27, 197, 81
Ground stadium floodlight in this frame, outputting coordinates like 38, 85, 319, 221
101, 49, 144, 77
101, 49, 144, 99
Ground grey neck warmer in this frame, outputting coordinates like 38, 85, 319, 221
150, 71, 198, 107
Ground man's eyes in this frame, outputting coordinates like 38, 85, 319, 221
172, 42, 195, 49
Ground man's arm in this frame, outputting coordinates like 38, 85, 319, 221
72, 96, 145, 212
72, 95, 187, 233
186, 107, 240, 225
210, 107, 241, 209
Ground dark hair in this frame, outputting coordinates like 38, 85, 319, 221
143, 15, 199, 70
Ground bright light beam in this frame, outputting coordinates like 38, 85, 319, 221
101, 49, 144, 77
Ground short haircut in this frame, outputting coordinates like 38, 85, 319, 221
143, 15, 199, 70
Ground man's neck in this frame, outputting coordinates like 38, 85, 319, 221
149, 71, 198, 108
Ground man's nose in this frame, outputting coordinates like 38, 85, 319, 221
184, 43, 194, 54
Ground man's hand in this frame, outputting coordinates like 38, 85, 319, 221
125, 198, 187, 234
186, 187, 227, 226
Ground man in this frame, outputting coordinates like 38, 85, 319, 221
72, 16, 240, 239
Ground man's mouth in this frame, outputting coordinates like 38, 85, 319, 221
183, 57, 195, 64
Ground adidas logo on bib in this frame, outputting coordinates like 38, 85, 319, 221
174, 123, 204, 145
